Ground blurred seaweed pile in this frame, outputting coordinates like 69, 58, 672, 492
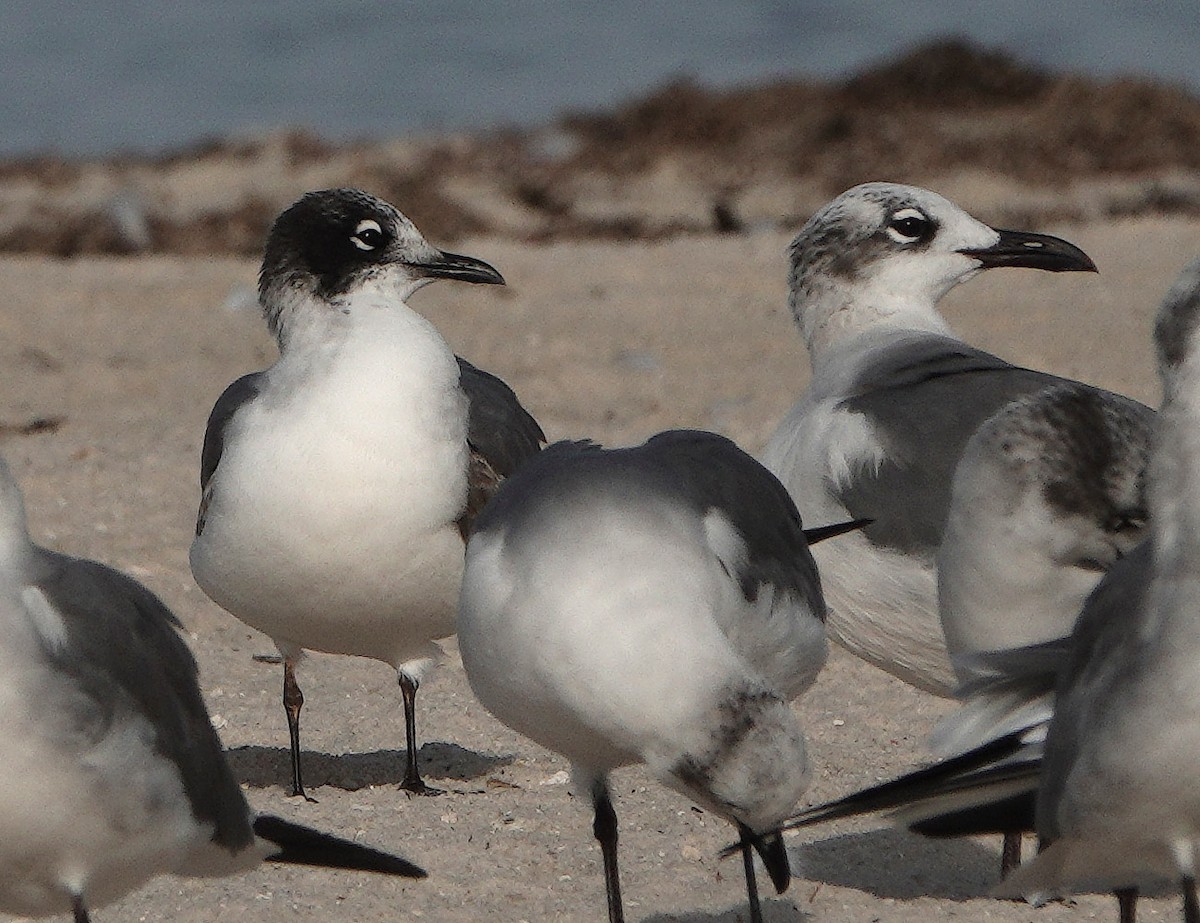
3, 39, 1200, 255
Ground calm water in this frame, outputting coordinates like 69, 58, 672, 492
3, 0, 1199, 158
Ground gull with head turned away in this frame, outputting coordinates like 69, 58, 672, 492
190, 188, 544, 800
0, 455, 425, 923
992, 257, 1200, 923
457, 429, 861, 923
753, 377, 1152, 901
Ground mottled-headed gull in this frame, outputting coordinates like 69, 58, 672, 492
761, 181, 1111, 696
938, 383, 1151, 683
458, 430, 837, 923
994, 257, 1200, 923
938, 381, 1151, 872
752, 380, 1152, 880
190, 188, 544, 798
0, 456, 424, 923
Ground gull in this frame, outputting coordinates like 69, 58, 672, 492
938, 382, 1152, 686
760, 181, 1108, 695
0, 455, 424, 923
937, 380, 1152, 872
994, 257, 1200, 923
458, 430, 841, 923
190, 188, 544, 799
748, 380, 1152, 881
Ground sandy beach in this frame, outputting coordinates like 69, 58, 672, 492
0, 207, 1197, 922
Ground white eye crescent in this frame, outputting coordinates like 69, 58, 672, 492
886, 207, 931, 243
351, 219, 384, 251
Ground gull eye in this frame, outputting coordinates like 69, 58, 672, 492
886, 208, 931, 244
351, 219, 384, 251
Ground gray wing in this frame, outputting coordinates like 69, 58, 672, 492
456, 356, 545, 477
839, 337, 1105, 555
200, 372, 264, 490
1036, 540, 1154, 840
932, 639, 1066, 757
33, 552, 254, 852
639, 430, 825, 616
456, 356, 545, 538
955, 638, 1073, 696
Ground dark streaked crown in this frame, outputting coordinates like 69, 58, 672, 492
789, 183, 942, 285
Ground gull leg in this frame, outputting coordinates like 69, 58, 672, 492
283, 658, 316, 802
592, 778, 624, 923
1115, 886, 1137, 923
1183, 877, 1198, 923
72, 895, 90, 923
1001, 832, 1022, 877
738, 824, 764, 923
398, 671, 442, 795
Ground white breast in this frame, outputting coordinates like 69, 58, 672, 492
191, 301, 469, 664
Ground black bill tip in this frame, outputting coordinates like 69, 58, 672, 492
960, 229, 1098, 273
739, 825, 791, 894
412, 250, 505, 286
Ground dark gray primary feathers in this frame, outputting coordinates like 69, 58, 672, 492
473, 429, 823, 615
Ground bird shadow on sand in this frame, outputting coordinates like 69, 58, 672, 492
642, 897, 809, 923
790, 827, 1006, 900
226, 741, 512, 792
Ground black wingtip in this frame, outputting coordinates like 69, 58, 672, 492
717, 730, 1033, 861
253, 815, 427, 878
803, 518, 873, 545
752, 829, 792, 894
908, 790, 1037, 837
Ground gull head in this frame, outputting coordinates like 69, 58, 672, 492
1154, 257, 1200, 393
257, 188, 504, 343
787, 182, 1095, 356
